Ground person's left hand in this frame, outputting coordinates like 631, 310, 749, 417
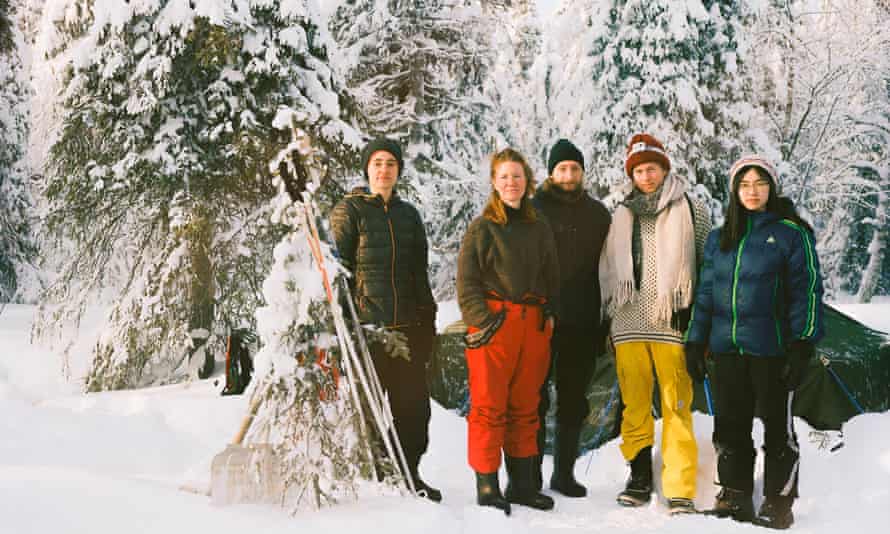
783, 340, 814, 390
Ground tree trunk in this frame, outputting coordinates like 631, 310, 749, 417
778, 2, 797, 161
856, 173, 888, 303
187, 208, 215, 377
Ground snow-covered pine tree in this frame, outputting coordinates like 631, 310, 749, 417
750, 0, 890, 298
35, 0, 361, 390
844, 47, 890, 302
0, 0, 35, 303
480, 0, 548, 164
329, 0, 496, 299
248, 131, 394, 511
541, 0, 615, 195
549, 0, 759, 209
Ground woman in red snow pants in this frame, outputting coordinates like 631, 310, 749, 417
457, 148, 560, 515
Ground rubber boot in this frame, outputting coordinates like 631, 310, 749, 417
616, 446, 652, 506
476, 472, 511, 516
505, 455, 555, 511
534, 390, 548, 492
533, 454, 543, 492
550, 425, 586, 497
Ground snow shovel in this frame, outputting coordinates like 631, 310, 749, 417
210, 382, 283, 506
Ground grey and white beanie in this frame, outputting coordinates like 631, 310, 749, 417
729, 154, 781, 195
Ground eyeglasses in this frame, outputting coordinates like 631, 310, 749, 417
739, 180, 770, 191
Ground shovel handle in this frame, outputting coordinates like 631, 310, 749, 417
232, 389, 265, 445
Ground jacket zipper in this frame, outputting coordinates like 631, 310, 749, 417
384, 202, 398, 326
731, 218, 752, 354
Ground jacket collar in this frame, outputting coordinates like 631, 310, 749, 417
748, 210, 781, 229
349, 186, 401, 207
538, 178, 586, 204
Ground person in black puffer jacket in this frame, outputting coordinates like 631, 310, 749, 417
685, 155, 825, 529
533, 139, 611, 498
329, 138, 440, 502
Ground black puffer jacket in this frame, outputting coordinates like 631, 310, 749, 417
533, 180, 611, 328
330, 187, 436, 328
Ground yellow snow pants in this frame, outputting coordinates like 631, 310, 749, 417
615, 341, 697, 500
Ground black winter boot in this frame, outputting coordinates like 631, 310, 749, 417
505, 455, 555, 511
550, 425, 587, 497
755, 495, 794, 529
705, 487, 755, 522
617, 446, 652, 507
410, 467, 442, 502
667, 498, 697, 515
476, 472, 511, 516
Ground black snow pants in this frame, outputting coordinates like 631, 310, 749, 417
369, 325, 433, 475
711, 352, 800, 498
537, 325, 599, 449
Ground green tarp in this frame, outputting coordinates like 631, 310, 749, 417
427, 305, 890, 453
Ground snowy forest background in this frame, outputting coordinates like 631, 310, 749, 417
1, 0, 889, 393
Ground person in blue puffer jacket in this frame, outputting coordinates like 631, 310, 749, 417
684, 155, 824, 530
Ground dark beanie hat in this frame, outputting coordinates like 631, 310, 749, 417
361, 138, 403, 181
547, 139, 585, 176
624, 133, 671, 178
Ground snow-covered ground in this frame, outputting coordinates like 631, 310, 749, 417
2, 302, 889, 533
833, 295, 890, 335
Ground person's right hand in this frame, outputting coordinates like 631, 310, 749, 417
684, 342, 707, 383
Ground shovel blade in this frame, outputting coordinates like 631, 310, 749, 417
210, 443, 283, 506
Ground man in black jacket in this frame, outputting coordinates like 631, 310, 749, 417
330, 138, 441, 501
534, 139, 611, 497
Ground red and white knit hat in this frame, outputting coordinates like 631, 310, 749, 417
729, 154, 781, 194
624, 133, 671, 178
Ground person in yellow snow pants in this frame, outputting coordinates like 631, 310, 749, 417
598, 133, 712, 514
615, 342, 697, 503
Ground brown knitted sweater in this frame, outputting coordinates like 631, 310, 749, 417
457, 212, 560, 328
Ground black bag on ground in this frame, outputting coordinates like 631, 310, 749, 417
222, 329, 256, 396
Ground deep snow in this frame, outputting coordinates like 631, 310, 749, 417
1, 302, 889, 533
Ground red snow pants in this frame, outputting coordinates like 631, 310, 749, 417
466, 299, 553, 473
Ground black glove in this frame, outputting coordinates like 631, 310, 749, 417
783, 340, 814, 390
684, 342, 707, 383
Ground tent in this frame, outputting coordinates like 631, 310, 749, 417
427, 304, 890, 453
784, 305, 890, 429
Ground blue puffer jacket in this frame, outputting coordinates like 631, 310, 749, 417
685, 211, 824, 356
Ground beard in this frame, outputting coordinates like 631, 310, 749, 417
552, 179, 582, 192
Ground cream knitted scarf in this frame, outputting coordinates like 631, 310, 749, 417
599, 174, 696, 324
